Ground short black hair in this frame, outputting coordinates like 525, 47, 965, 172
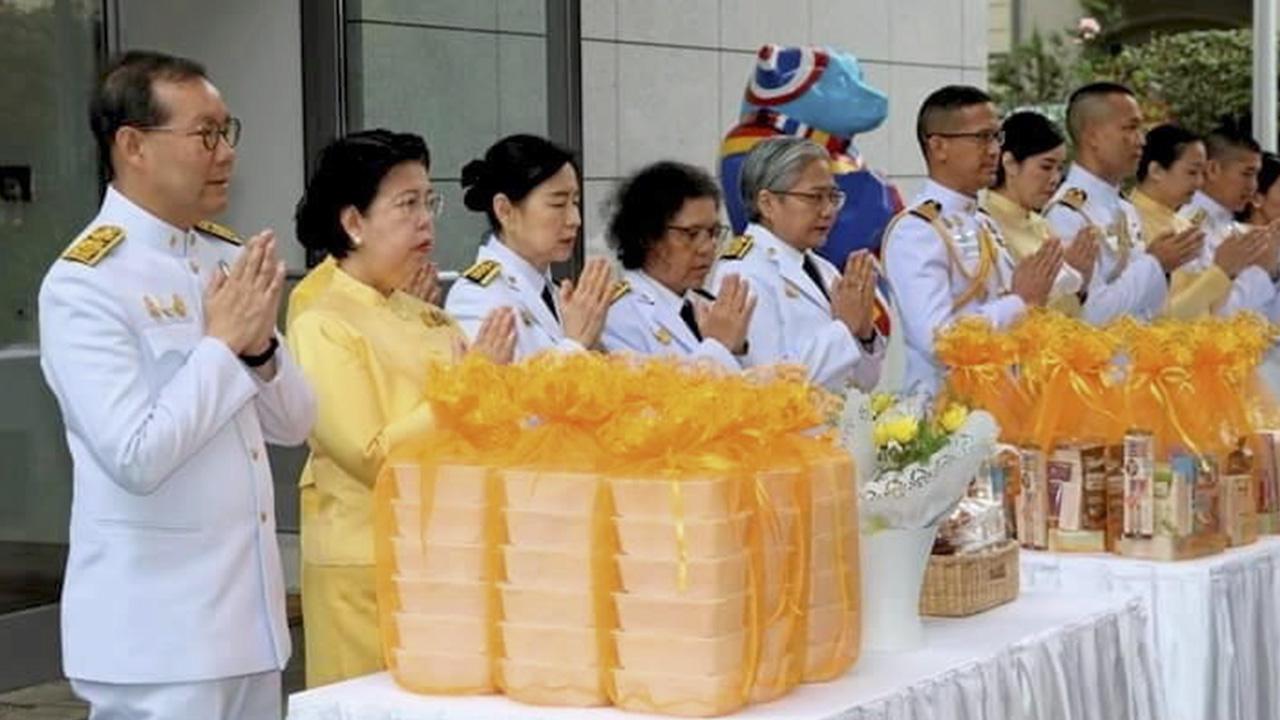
1136, 124, 1201, 182
90, 50, 208, 180
916, 85, 993, 158
461, 134, 579, 234
607, 161, 721, 270
1065, 82, 1135, 144
994, 111, 1065, 188
1205, 120, 1262, 163
294, 129, 431, 259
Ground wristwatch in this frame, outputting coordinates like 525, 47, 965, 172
239, 337, 279, 368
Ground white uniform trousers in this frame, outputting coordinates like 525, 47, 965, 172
71, 670, 281, 720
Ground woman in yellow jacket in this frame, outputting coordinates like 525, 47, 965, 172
980, 111, 1097, 315
287, 130, 516, 687
1129, 124, 1262, 319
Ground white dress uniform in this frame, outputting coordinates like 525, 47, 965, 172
445, 236, 583, 360
601, 269, 740, 370
1178, 190, 1278, 313
37, 187, 315, 716
882, 180, 1026, 396
708, 222, 885, 393
1044, 164, 1167, 325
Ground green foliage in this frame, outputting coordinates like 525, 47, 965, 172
991, 26, 1260, 136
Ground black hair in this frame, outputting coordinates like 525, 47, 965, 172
994, 111, 1065, 188
1205, 120, 1262, 162
606, 161, 721, 270
1136, 124, 1202, 182
89, 50, 208, 180
915, 85, 993, 158
1065, 82, 1135, 144
1237, 152, 1280, 222
294, 129, 431, 259
460, 134, 579, 234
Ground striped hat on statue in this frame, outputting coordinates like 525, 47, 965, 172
745, 44, 831, 107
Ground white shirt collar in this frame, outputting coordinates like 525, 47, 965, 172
484, 234, 553, 292
1064, 163, 1122, 208
101, 185, 195, 256
629, 269, 684, 312
919, 179, 979, 217
746, 221, 808, 269
1187, 190, 1234, 228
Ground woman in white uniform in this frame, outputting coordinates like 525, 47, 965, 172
601, 161, 754, 369
445, 134, 612, 359
708, 137, 886, 392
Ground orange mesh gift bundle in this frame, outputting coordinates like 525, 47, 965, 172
935, 316, 1026, 443
372, 354, 862, 717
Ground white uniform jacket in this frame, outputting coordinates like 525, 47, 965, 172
601, 268, 740, 370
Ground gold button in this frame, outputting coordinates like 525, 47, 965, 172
260, 512, 268, 524
251, 449, 261, 461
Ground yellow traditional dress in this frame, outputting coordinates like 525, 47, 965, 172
1129, 189, 1224, 319
978, 190, 1082, 316
287, 264, 462, 687
286, 255, 337, 329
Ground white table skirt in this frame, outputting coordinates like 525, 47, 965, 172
287, 592, 1161, 720
1021, 535, 1280, 720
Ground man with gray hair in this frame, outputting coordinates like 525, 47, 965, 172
882, 85, 1061, 395
710, 136, 887, 392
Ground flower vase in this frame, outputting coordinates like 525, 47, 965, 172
858, 525, 938, 652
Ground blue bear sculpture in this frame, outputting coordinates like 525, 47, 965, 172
720, 45, 902, 269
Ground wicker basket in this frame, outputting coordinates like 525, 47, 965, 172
918, 540, 1019, 617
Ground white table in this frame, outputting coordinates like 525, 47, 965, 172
1022, 535, 1280, 720
287, 592, 1161, 720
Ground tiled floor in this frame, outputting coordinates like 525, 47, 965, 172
0, 604, 307, 720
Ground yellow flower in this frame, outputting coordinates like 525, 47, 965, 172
874, 422, 891, 447
883, 415, 919, 445
939, 403, 969, 433
870, 392, 894, 417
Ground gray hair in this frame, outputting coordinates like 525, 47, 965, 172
739, 137, 831, 221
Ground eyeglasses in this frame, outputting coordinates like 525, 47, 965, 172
667, 223, 730, 245
136, 117, 242, 151
929, 129, 1005, 146
393, 193, 445, 220
774, 189, 847, 211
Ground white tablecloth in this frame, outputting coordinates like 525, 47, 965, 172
287, 592, 1161, 720
1022, 535, 1280, 720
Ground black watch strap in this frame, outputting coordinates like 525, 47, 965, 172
239, 336, 279, 368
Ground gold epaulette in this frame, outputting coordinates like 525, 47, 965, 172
1056, 188, 1088, 212
61, 225, 125, 266
195, 220, 242, 245
609, 280, 631, 305
462, 259, 501, 286
720, 234, 754, 260
909, 200, 942, 223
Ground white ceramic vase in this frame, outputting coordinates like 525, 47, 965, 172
858, 525, 939, 653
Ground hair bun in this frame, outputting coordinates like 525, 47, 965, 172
461, 158, 493, 211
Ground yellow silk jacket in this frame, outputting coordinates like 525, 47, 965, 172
287, 264, 460, 566
979, 190, 1082, 316
1129, 189, 1228, 319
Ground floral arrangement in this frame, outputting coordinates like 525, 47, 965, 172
838, 391, 999, 532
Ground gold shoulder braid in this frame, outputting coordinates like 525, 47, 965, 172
609, 280, 631, 305
882, 201, 995, 312
720, 234, 754, 260
62, 225, 125, 266
462, 259, 501, 286
194, 220, 242, 246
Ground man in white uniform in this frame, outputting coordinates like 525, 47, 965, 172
1045, 82, 1203, 325
1178, 124, 1280, 314
883, 85, 1062, 396
38, 51, 315, 719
